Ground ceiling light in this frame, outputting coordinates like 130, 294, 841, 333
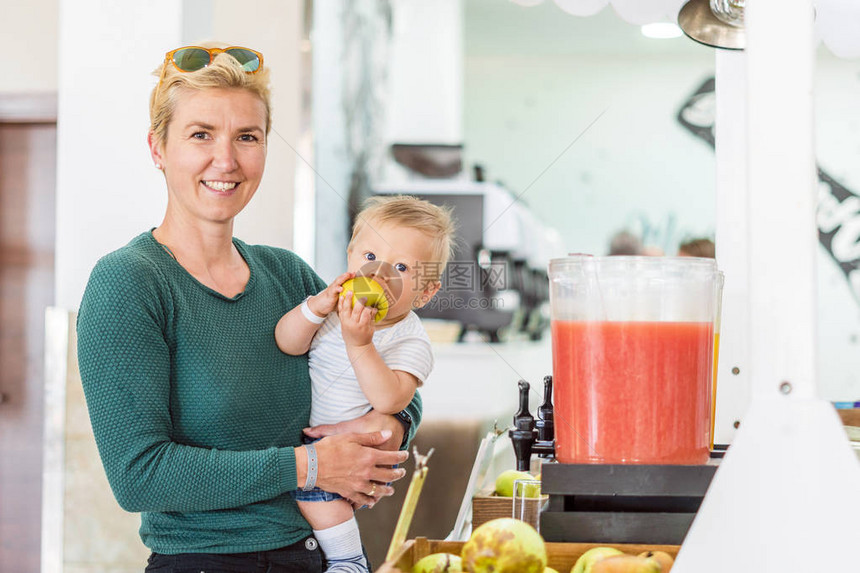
641, 22, 684, 39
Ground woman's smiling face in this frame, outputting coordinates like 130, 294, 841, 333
149, 87, 267, 226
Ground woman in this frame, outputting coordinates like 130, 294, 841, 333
77, 45, 420, 572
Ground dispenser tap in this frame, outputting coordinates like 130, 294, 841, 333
509, 378, 556, 471
535, 375, 554, 455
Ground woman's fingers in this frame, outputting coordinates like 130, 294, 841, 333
304, 410, 406, 452
303, 415, 389, 438
353, 429, 407, 455
349, 482, 394, 509
372, 466, 407, 484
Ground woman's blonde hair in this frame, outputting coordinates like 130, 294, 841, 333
349, 195, 457, 282
149, 44, 272, 147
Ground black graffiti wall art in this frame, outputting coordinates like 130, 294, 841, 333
677, 77, 860, 307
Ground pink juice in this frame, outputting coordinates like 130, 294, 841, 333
552, 320, 714, 464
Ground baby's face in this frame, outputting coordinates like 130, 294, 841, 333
347, 220, 441, 326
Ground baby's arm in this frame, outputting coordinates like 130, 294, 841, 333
275, 271, 353, 355
338, 293, 418, 414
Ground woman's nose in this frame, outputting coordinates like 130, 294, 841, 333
212, 140, 239, 171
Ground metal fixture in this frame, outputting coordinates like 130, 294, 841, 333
678, 0, 746, 50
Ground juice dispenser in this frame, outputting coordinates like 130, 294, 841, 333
506, 255, 723, 544
548, 255, 719, 465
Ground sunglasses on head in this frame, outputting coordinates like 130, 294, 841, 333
166, 46, 263, 74
154, 46, 264, 101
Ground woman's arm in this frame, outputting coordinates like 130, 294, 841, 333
78, 257, 301, 513
275, 271, 353, 355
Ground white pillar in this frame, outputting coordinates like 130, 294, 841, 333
745, 0, 817, 400
713, 50, 750, 444
55, 1, 180, 310
674, 2, 860, 569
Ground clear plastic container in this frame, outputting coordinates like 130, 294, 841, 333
549, 256, 719, 464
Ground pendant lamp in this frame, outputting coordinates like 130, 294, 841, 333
678, 0, 745, 50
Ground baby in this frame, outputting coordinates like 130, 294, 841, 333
276, 195, 455, 572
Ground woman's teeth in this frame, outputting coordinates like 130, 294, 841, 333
204, 181, 238, 191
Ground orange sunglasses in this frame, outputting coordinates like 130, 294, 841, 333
154, 46, 264, 100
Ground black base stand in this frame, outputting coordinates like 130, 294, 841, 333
540, 463, 717, 545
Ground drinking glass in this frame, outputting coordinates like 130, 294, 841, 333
512, 479, 545, 532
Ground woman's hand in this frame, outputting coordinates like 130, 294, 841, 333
304, 409, 406, 451
338, 284, 378, 348
307, 271, 354, 318
312, 430, 408, 508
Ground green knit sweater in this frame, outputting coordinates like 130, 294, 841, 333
77, 231, 422, 554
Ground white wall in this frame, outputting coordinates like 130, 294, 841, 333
815, 54, 860, 401
464, 54, 716, 256
54, 0, 302, 310
387, 0, 462, 145
213, 0, 302, 252
0, 0, 58, 92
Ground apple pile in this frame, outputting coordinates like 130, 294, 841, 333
409, 465, 673, 573
413, 518, 547, 573
410, 520, 673, 573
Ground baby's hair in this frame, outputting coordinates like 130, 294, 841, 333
350, 195, 457, 281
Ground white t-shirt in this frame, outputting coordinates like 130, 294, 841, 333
307, 311, 433, 426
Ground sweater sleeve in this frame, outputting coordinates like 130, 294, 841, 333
402, 391, 423, 450
77, 254, 297, 513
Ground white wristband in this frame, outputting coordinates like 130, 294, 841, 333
303, 443, 318, 491
300, 296, 326, 325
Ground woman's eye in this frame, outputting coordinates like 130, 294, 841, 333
191, 132, 209, 140
364, 252, 376, 261
238, 133, 259, 142
395, 263, 408, 272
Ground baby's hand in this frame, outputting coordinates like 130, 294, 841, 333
307, 272, 354, 318
338, 287, 377, 347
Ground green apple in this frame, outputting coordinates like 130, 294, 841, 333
494, 469, 534, 497
570, 547, 625, 573
340, 277, 388, 322
545, 568, 561, 573
413, 552, 463, 572
461, 518, 547, 573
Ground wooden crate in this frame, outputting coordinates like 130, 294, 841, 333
837, 408, 860, 427
472, 487, 550, 530
377, 537, 680, 572
471, 488, 511, 529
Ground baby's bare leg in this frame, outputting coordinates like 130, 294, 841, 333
297, 498, 368, 572
297, 498, 355, 530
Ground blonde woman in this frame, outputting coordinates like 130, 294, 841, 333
77, 45, 420, 573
